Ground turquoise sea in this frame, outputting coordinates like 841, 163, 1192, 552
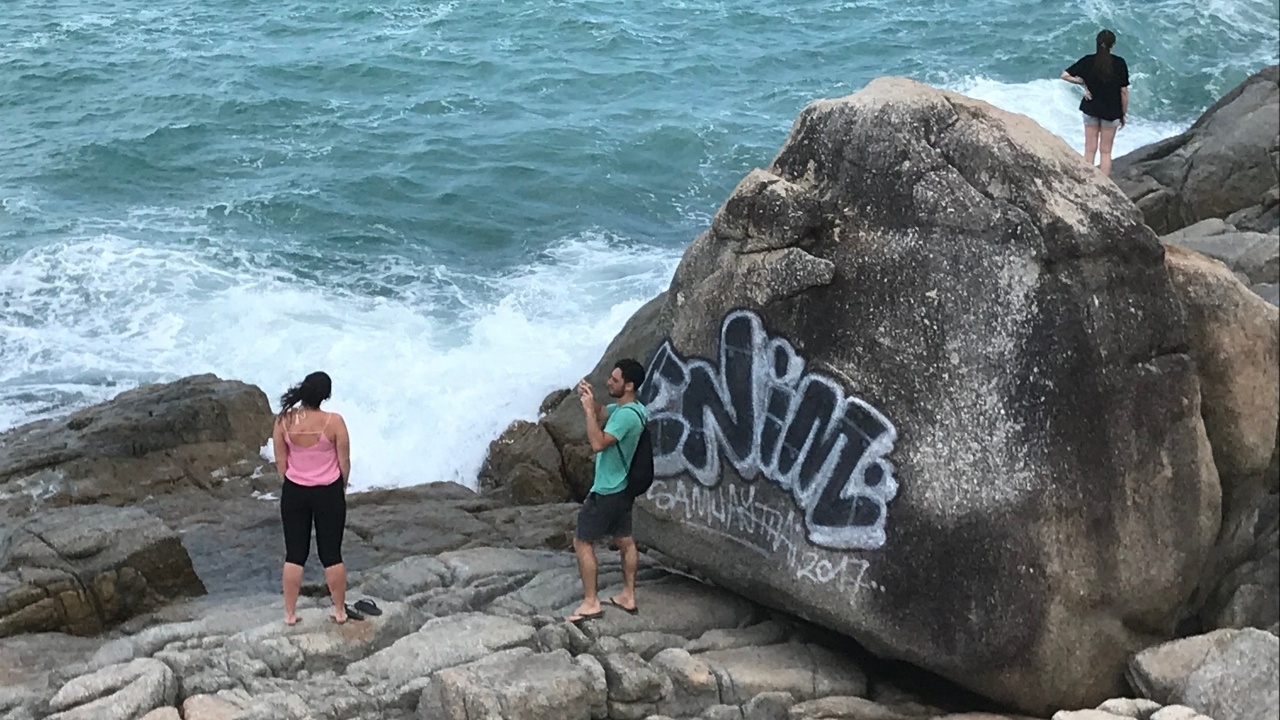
2, 0, 1277, 489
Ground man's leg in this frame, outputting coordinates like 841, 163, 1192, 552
605, 495, 639, 612
569, 536, 602, 619
608, 535, 639, 612
568, 495, 604, 620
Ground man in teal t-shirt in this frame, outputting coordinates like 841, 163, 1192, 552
589, 400, 648, 495
566, 358, 648, 624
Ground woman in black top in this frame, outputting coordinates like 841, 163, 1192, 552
1061, 29, 1130, 176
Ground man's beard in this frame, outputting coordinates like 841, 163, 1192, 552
608, 387, 623, 398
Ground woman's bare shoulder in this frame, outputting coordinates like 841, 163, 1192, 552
276, 409, 308, 429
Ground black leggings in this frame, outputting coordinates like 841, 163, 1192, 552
280, 476, 346, 568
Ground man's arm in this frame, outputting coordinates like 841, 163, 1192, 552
579, 384, 617, 452
577, 379, 609, 426
585, 415, 618, 453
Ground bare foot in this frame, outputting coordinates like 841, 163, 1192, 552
330, 610, 347, 624
284, 614, 300, 627
565, 600, 603, 623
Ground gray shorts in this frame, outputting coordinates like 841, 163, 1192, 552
1082, 113, 1121, 128
576, 491, 634, 542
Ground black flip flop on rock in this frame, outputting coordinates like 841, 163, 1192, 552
604, 597, 639, 615
343, 604, 366, 621
353, 599, 382, 617
566, 610, 604, 624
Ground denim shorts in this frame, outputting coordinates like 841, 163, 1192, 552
1082, 113, 1121, 128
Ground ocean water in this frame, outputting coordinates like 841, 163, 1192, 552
2, 0, 1277, 491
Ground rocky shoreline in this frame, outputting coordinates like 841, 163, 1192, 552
2, 68, 1278, 720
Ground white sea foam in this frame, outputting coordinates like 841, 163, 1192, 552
0, 229, 681, 491
944, 75, 1190, 157
1, 194, 43, 218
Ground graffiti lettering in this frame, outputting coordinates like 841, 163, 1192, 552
649, 479, 884, 595
640, 310, 898, 550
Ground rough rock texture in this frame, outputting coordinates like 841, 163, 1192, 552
1163, 246, 1280, 633
0, 632, 102, 720
563, 77, 1221, 715
1128, 628, 1280, 720
0, 506, 205, 637
1162, 220, 1279, 285
1160, 218, 1280, 305
0, 544, 993, 720
418, 647, 608, 720
1092, 697, 1163, 718
181, 694, 241, 720
478, 419, 572, 504
0, 374, 273, 511
1052, 703, 1210, 720
45, 657, 177, 720
1112, 65, 1280, 235
1199, 486, 1279, 633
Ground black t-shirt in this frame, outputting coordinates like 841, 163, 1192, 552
1066, 53, 1130, 121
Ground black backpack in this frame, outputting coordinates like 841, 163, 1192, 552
613, 405, 654, 498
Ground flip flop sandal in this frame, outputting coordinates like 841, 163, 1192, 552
353, 599, 382, 617
343, 604, 366, 621
566, 610, 604, 624
604, 598, 639, 615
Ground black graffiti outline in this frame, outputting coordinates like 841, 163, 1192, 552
639, 310, 898, 550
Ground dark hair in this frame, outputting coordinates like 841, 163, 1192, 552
279, 371, 332, 417
1093, 29, 1116, 82
614, 359, 646, 392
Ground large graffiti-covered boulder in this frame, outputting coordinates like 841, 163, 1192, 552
624, 78, 1221, 715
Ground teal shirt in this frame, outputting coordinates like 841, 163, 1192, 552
591, 402, 648, 495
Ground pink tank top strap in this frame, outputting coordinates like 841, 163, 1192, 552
282, 411, 341, 486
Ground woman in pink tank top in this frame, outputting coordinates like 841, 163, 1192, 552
270, 371, 353, 626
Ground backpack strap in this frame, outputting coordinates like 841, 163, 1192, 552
611, 405, 643, 468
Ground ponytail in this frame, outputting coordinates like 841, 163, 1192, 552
1093, 29, 1116, 83
278, 371, 332, 418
